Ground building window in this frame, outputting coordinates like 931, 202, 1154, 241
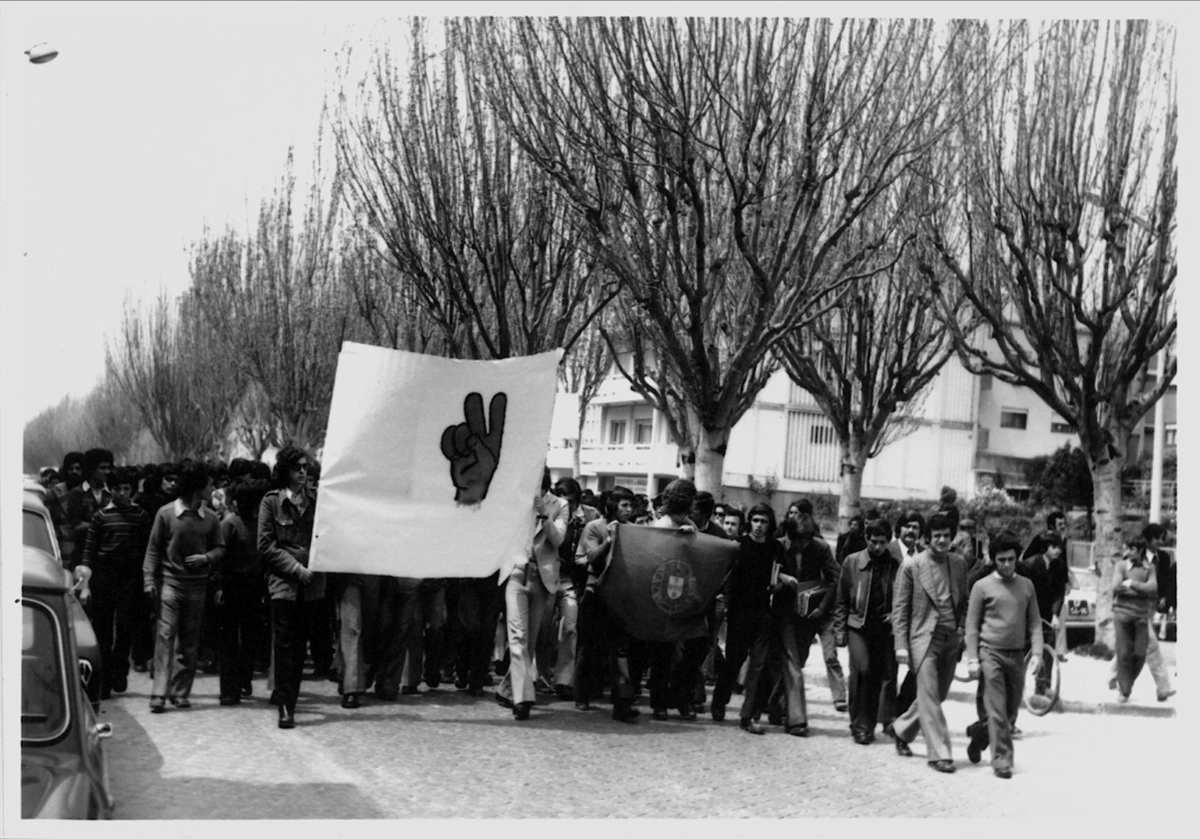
980, 374, 993, 391
1000, 410, 1028, 430
609, 420, 626, 445
634, 420, 653, 445
1050, 421, 1072, 433
1166, 427, 1177, 446
977, 428, 990, 451
810, 425, 837, 445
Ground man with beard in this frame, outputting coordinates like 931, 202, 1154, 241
833, 519, 901, 744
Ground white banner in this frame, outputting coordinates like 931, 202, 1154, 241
309, 342, 563, 579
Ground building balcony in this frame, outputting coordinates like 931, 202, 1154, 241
579, 442, 680, 477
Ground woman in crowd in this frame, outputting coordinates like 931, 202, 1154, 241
257, 446, 319, 729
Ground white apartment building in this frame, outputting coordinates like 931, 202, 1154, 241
560, 343, 1090, 504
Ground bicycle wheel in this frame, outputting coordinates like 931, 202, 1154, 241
1022, 647, 1060, 716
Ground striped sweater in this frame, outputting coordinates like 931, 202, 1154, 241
82, 503, 151, 574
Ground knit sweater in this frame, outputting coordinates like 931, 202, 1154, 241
965, 572, 1043, 661
82, 503, 151, 574
143, 499, 225, 588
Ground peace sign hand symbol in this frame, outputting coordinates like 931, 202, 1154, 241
440, 392, 507, 505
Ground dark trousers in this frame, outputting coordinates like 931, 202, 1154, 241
270, 599, 304, 713
85, 568, 140, 691
440, 580, 462, 680
454, 572, 505, 691
979, 646, 1024, 771
761, 613, 808, 727
649, 634, 709, 712
696, 597, 726, 703
404, 584, 447, 688
297, 595, 335, 674
130, 576, 156, 667
1114, 615, 1149, 696
218, 573, 259, 700
375, 578, 424, 695
846, 622, 897, 737
713, 609, 772, 717
575, 589, 634, 705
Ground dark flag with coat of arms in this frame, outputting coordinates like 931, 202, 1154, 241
596, 524, 739, 643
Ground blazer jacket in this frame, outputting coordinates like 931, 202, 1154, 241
833, 547, 900, 637
530, 492, 570, 592
891, 549, 969, 667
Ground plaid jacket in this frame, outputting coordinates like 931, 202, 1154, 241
891, 549, 969, 667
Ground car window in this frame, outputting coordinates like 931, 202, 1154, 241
22, 600, 69, 743
23, 509, 56, 557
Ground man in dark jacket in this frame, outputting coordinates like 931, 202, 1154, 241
834, 519, 900, 744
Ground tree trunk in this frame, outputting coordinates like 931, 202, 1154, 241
693, 425, 728, 494
837, 439, 870, 534
574, 406, 585, 480
1090, 454, 1125, 655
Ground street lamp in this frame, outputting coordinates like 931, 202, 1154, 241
25, 43, 58, 64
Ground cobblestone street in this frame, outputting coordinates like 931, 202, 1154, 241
99, 665, 1182, 819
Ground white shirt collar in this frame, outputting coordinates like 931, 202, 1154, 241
285, 487, 306, 506
173, 498, 207, 519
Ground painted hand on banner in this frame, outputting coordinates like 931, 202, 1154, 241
440, 391, 507, 505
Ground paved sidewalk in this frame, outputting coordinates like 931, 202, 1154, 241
802, 639, 1178, 718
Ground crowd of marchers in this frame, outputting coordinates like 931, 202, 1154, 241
38, 448, 1176, 779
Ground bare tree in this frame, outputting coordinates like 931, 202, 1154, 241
470, 18, 982, 489
229, 379, 278, 461
559, 315, 613, 477
927, 21, 1177, 651
106, 292, 235, 459
775, 229, 977, 531
334, 19, 616, 364
79, 374, 147, 462
191, 142, 350, 451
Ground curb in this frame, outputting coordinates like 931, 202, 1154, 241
801, 669, 1177, 719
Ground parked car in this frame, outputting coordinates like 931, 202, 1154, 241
21, 545, 115, 819
22, 490, 103, 709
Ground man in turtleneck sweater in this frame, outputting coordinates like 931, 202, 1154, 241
964, 531, 1042, 779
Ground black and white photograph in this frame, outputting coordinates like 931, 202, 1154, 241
0, 0, 1188, 826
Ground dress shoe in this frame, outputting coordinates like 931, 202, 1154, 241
929, 759, 956, 774
219, 696, 240, 706
852, 732, 872, 745
241, 684, 253, 698
1158, 689, 1177, 702
767, 710, 784, 726
513, 702, 532, 721
455, 677, 469, 691
112, 675, 128, 694
740, 718, 766, 735
575, 700, 592, 711
149, 696, 166, 713
278, 706, 295, 729
711, 705, 726, 722
133, 662, 149, 673
893, 733, 913, 757
882, 723, 896, 739
496, 694, 515, 709
785, 724, 809, 737
994, 767, 1013, 779
834, 700, 848, 713
554, 685, 575, 701
169, 696, 191, 709
692, 702, 707, 715
342, 692, 360, 709
400, 686, 420, 696
967, 739, 983, 764
676, 706, 698, 721
612, 706, 640, 723
652, 709, 670, 721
